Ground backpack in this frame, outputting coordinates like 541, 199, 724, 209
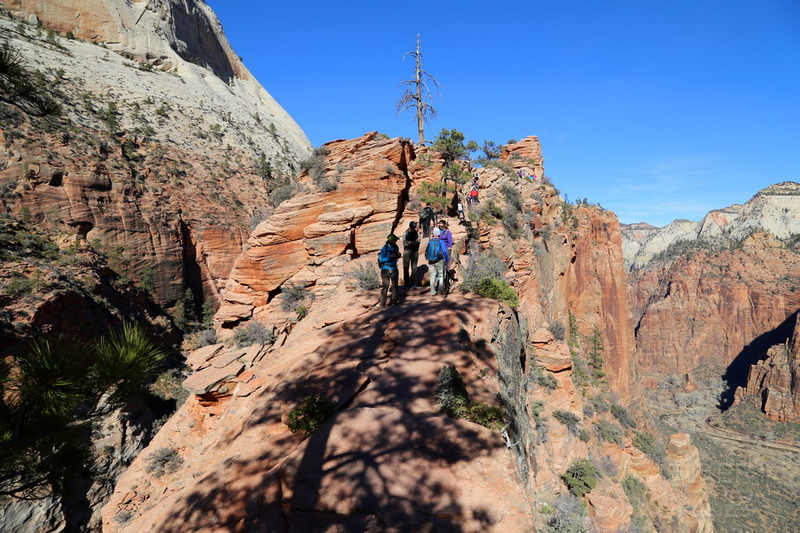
378, 244, 397, 268
403, 229, 419, 249
425, 239, 444, 263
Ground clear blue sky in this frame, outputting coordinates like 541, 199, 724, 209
206, 0, 800, 227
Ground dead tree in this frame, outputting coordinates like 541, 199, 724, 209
396, 34, 441, 145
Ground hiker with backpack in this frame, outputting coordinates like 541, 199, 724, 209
378, 234, 401, 308
425, 228, 449, 296
419, 203, 436, 238
402, 221, 420, 288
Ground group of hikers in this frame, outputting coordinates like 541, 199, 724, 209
377, 203, 454, 308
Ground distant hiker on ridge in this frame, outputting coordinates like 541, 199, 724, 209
378, 234, 401, 308
402, 221, 420, 288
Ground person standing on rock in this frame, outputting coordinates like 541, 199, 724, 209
378, 234, 401, 308
419, 202, 436, 238
425, 228, 449, 296
402, 221, 420, 288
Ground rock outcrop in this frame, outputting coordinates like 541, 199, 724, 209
734, 313, 800, 422
0, 8, 311, 304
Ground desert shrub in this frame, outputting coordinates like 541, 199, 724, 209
578, 428, 592, 442
475, 278, 519, 308
268, 177, 300, 207
287, 395, 337, 436
622, 474, 648, 504
561, 458, 600, 497
549, 321, 566, 341
480, 200, 504, 224
232, 321, 275, 348
467, 402, 505, 429
4, 274, 34, 296
144, 448, 182, 477
347, 263, 380, 290
502, 206, 522, 239
611, 403, 637, 428
460, 249, 506, 293
281, 283, 314, 314
482, 160, 516, 179
433, 364, 470, 417
433, 364, 504, 429
553, 410, 581, 435
196, 329, 217, 347
537, 372, 558, 392
500, 184, 523, 211
594, 419, 623, 445
591, 393, 611, 413
540, 493, 588, 533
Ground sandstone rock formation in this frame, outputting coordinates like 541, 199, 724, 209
0, 8, 311, 305
623, 182, 800, 271
734, 312, 800, 422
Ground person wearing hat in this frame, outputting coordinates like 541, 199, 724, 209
378, 233, 401, 308
402, 221, 420, 288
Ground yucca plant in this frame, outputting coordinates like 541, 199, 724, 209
92, 321, 168, 412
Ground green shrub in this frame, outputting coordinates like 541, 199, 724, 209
460, 249, 506, 293
537, 372, 558, 392
595, 419, 623, 445
433, 365, 504, 429
622, 474, 648, 504
500, 184, 523, 211
611, 403, 637, 428
549, 322, 566, 341
281, 283, 314, 312
561, 458, 600, 497
287, 395, 336, 436
540, 493, 588, 533
553, 410, 581, 435
475, 278, 519, 308
144, 447, 182, 477
578, 428, 591, 442
4, 275, 34, 296
480, 200, 504, 224
502, 206, 522, 239
232, 321, 275, 348
347, 263, 380, 290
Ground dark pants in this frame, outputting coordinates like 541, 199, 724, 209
403, 247, 419, 286
380, 268, 398, 307
420, 221, 431, 238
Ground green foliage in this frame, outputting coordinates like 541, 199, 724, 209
561, 458, 600, 497
433, 365, 504, 429
568, 310, 579, 345
144, 447, 183, 477
347, 262, 381, 290
587, 326, 605, 380
611, 403, 637, 428
0, 41, 61, 116
93, 322, 168, 410
502, 206, 522, 239
417, 180, 454, 213
287, 395, 337, 436
460, 249, 506, 293
474, 278, 519, 308
232, 321, 275, 348
552, 410, 581, 435
481, 140, 502, 160
540, 493, 588, 533
594, 419, 623, 445
281, 282, 314, 315
537, 372, 558, 392
301, 147, 337, 191
432, 128, 476, 164
500, 184, 523, 211
622, 474, 648, 503
0, 324, 169, 498
578, 428, 591, 442
479, 200, 504, 225
0, 217, 60, 263
549, 322, 566, 341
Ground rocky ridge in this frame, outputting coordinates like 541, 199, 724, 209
100, 135, 712, 532
623, 181, 800, 271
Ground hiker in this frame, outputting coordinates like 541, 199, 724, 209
437, 219, 454, 265
402, 221, 420, 287
457, 202, 465, 221
378, 234, 401, 308
469, 187, 479, 205
425, 228, 449, 296
419, 202, 436, 238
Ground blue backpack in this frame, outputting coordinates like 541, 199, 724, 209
378, 244, 396, 268
425, 239, 444, 263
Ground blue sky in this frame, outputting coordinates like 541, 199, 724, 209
206, 0, 800, 227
